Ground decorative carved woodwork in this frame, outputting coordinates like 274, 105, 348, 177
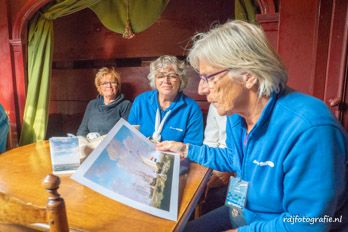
0, 174, 69, 232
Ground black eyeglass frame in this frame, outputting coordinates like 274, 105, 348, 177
199, 68, 230, 82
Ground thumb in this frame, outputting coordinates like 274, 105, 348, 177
156, 141, 169, 151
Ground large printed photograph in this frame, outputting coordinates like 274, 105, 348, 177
71, 118, 180, 221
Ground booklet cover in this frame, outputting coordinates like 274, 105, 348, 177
77, 134, 106, 162
71, 118, 180, 221
49, 137, 81, 174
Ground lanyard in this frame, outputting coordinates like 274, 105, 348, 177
152, 108, 171, 142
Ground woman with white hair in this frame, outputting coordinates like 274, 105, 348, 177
128, 55, 203, 145
157, 21, 347, 232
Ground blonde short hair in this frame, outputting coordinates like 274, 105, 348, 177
188, 20, 287, 97
147, 55, 188, 91
95, 67, 121, 95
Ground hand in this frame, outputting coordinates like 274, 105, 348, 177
206, 173, 224, 190
213, 171, 233, 185
204, 171, 233, 200
224, 230, 238, 232
156, 141, 187, 158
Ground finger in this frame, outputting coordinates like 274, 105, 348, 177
156, 141, 172, 151
155, 142, 166, 151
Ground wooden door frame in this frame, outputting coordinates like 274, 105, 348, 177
9, 0, 53, 127
324, 0, 348, 122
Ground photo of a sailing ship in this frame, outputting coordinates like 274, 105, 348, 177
72, 119, 180, 221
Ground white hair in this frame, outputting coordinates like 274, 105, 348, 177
187, 20, 287, 97
147, 55, 188, 91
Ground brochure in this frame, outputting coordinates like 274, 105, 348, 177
49, 136, 80, 174
71, 118, 180, 221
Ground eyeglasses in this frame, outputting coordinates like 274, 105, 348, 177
156, 73, 179, 81
200, 69, 230, 83
100, 81, 117, 87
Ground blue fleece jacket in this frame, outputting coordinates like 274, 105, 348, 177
128, 90, 203, 145
188, 88, 347, 232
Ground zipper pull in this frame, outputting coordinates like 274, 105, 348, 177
244, 133, 249, 146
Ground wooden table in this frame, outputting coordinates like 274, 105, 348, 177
0, 141, 211, 231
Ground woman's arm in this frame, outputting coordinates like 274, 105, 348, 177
120, 100, 132, 120
77, 102, 92, 136
156, 141, 239, 173
183, 104, 204, 145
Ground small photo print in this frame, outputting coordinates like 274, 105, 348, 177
49, 137, 80, 174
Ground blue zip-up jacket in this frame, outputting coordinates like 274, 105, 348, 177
188, 88, 347, 231
128, 90, 203, 145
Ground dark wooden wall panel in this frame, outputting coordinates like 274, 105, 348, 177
53, 0, 234, 60
50, 69, 98, 102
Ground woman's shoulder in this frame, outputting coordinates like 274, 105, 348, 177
118, 98, 131, 107
86, 97, 99, 107
277, 90, 339, 128
116, 93, 131, 104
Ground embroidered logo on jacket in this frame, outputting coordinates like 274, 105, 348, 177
253, 160, 274, 168
169, 126, 183, 132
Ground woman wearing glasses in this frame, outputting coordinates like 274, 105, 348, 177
157, 21, 347, 232
128, 55, 203, 145
77, 67, 131, 137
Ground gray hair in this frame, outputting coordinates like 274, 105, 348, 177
147, 55, 188, 91
187, 20, 287, 97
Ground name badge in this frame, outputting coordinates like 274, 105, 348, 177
225, 177, 249, 214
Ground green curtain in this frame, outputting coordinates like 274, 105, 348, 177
19, 0, 102, 145
235, 0, 256, 23
89, 0, 168, 36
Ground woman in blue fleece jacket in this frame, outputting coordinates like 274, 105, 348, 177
157, 20, 347, 232
128, 55, 203, 145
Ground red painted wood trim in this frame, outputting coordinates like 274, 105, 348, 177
11, 0, 53, 41
9, 0, 53, 128
256, 0, 279, 51
324, 0, 348, 120
256, 13, 279, 22
277, 0, 320, 95
256, 0, 276, 15
312, 0, 333, 100
0, 0, 18, 147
